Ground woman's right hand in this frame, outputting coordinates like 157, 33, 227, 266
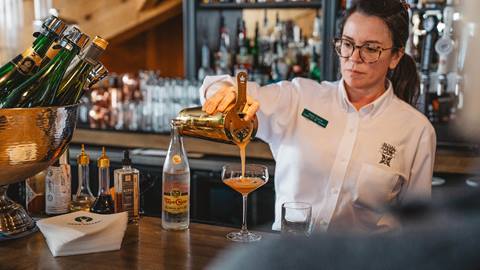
202, 85, 259, 121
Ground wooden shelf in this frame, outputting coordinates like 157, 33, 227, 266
197, 1, 322, 10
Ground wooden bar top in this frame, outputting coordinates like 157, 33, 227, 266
0, 217, 277, 269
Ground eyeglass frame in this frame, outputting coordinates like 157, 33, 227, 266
333, 37, 398, 64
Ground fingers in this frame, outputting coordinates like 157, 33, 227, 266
217, 90, 236, 112
244, 100, 259, 122
203, 86, 234, 114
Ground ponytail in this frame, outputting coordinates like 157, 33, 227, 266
389, 53, 419, 106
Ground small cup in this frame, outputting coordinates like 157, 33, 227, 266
281, 202, 312, 237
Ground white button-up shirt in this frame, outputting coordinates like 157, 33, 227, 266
200, 76, 436, 233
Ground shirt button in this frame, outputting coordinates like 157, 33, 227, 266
320, 220, 328, 226
331, 188, 339, 195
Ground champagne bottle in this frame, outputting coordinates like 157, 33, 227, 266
0, 15, 67, 100
162, 120, 190, 231
55, 36, 109, 105
1, 27, 90, 108
86, 63, 109, 89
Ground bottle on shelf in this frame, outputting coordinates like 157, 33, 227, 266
90, 147, 115, 214
45, 148, 71, 215
1, 26, 90, 108
55, 36, 109, 105
114, 150, 140, 224
162, 120, 190, 230
215, 14, 232, 75
70, 144, 96, 212
198, 37, 214, 81
0, 15, 67, 101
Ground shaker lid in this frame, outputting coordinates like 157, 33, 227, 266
97, 147, 110, 168
78, 144, 90, 165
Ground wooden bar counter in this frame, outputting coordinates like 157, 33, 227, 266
0, 217, 276, 269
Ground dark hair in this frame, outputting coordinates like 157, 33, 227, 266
340, 0, 419, 106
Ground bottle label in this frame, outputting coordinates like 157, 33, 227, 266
12, 47, 43, 75
117, 173, 139, 220
163, 183, 189, 214
42, 43, 61, 64
45, 165, 71, 214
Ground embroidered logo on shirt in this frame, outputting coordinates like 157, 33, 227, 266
301, 108, 328, 128
379, 143, 396, 167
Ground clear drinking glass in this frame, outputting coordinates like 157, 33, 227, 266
222, 164, 269, 242
281, 202, 312, 237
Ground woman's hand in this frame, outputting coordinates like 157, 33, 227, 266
202, 85, 259, 121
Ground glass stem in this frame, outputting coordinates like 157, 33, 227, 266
241, 195, 248, 233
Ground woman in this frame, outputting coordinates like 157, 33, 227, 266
201, 0, 436, 233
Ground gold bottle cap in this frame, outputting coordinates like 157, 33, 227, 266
92, 36, 109, 50
78, 144, 90, 165
97, 147, 110, 168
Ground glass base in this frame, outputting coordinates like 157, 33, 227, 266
465, 176, 480, 187
432, 176, 446, 186
226, 230, 261, 242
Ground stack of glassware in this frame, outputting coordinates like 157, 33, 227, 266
78, 71, 201, 133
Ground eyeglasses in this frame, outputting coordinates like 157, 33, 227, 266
333, 38, 396, 63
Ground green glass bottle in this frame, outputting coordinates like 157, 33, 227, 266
55, 36, 109, 105
0, 16, 67, 99
0, 27, 90, 108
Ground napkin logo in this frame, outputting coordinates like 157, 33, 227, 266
69, 216, 101, 226
75, 216, 93, 223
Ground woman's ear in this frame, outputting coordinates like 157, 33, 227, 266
389, 48, 405, 70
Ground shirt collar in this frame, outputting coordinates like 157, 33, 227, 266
337, 78, 394, 118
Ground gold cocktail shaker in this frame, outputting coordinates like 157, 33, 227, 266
175, 71, 258, 144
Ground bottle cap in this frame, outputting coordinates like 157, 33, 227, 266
122, 150, 132, 166
97, 147, 110, 168
92, 36, 109, 50
42, 15, 68, 37
78, 144, 90, 165
65, 26, 90, 49
88, 63, 109, 87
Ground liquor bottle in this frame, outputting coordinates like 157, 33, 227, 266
0, 15, 67, 100
90, 147, 115, 214
215, 15, 231, 75
70, 144, 96, 212
197, 37, 214, 81
1, 26, 90, 108
55, 36, 109, 105
45, 149, 71, 215
25, 170, 46, 216
162, 120, 190, 230
114, 150, 140, 224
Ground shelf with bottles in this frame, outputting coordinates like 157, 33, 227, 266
198, 0, 322, 10
77, 72, 201, 134
196, 7, 323, 86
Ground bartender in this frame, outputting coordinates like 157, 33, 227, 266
201, 0, 436, 233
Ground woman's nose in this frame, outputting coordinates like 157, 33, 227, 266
349, 47, 363, 63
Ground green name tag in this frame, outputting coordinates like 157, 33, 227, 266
301, 108, 328, 128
